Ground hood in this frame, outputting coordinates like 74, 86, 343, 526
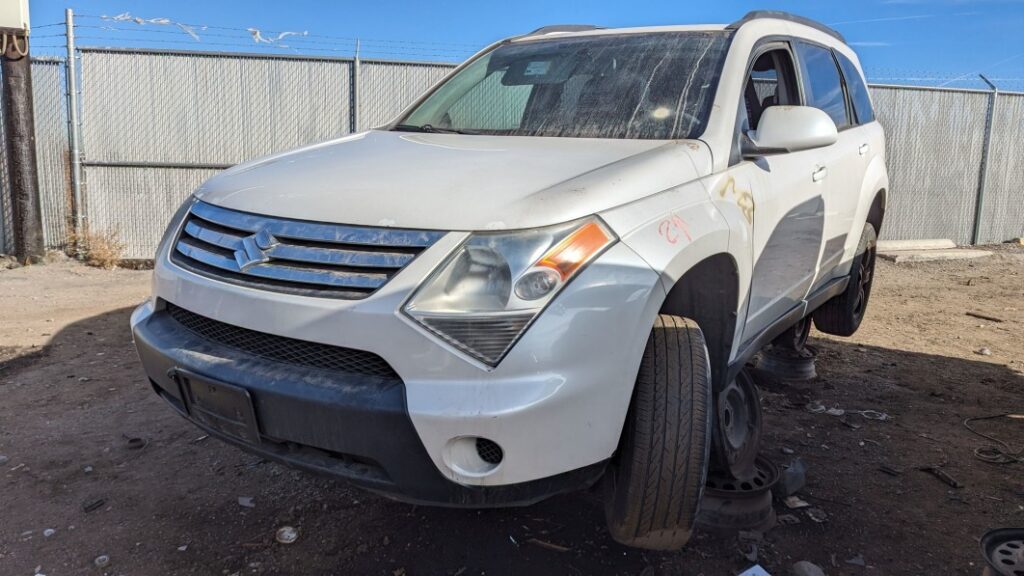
195, 130, 711, 231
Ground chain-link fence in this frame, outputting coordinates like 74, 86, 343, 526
868, 85, 990, 244
982, 92, 1024, 243
30, 59, 71, 248
2, 47, 1023, 258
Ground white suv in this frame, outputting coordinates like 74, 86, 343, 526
131, 11, 887, 550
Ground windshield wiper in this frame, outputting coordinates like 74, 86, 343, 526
392, 123, 478, 135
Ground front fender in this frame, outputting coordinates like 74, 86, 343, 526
602, 181, 737, 295
602, 180, 746, 362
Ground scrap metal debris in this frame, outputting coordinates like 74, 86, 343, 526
777, 513, 801, 526
791, 561, 825, 576
845, 554, 866, 567
526, 538, 570, 553
918, 466, 963, 489
806, 401, 889, 421
774, 458, 807, 498
82, 497, 106, 513
275, 526, 299, 545
805, 400, 827, 414
805, 508, 827, 523
877, 464, 902, 476
966, 311, 1004, 323
963, 413, 1024, 464
784, 496, 811, 509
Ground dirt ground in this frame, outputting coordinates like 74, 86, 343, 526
1, 246, 1022, 576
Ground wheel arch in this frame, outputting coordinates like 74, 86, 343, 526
867, 188, 886, 234
657, 252, 740, 387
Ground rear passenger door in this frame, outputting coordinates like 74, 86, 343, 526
793, 41, 862, 289
834, 49, 883, 266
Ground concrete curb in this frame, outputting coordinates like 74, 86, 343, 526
878, 249, 993, 263
877, 239, 956, 252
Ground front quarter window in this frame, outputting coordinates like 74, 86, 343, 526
396, 32, 731, 140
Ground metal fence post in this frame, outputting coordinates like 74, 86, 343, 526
350, 39, 360, 133
971, 74, 998, 245
64, 8, 84, 235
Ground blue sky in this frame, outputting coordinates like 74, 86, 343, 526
27, 0, 1024, 89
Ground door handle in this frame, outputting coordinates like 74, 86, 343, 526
812, 166, 828, 182
859, 143, 870, 156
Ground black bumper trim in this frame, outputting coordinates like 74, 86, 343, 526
133, 304, 606, 507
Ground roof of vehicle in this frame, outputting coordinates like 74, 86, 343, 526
515, 11, 845, 45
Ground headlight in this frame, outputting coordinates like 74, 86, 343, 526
404, 217, 616, 366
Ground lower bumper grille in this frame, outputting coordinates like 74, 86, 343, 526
164, 302, 399, 379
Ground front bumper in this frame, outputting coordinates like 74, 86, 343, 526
132, 301, 607, 506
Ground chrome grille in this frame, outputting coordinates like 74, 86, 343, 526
170, 201, 444, 298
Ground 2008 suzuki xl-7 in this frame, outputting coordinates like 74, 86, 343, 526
132, 10, 887, 549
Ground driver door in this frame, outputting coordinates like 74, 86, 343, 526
735, 45, 830, 344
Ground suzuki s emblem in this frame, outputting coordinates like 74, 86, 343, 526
234, 228, 278, 270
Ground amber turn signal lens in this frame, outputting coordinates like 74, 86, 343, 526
537, 221, 612, 280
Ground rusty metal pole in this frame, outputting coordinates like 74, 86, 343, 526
65, 8, 84, 236
971, 74, 998, 246
2, 31, 45, 262
350, 39, 360, 133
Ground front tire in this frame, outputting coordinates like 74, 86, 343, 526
813, 222, 877, 337
604, 315, 711, 551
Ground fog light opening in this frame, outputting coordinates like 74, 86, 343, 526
475, 437, 504, 465
444, 436, 504, 477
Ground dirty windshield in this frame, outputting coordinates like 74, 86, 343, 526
395, 32, 731, 140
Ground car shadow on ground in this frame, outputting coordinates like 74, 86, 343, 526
1, 306, 1021, 575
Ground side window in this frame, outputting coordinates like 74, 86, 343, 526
741, 49, 799, 132
795, 42, 850, 129
835, 52, 875, 124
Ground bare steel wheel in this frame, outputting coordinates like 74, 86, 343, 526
711, 369, 762, 480
772, 315, 811, 352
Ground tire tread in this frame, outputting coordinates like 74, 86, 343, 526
605, 315, 710, 550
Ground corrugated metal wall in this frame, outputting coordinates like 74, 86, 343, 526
867, 85, 992, 244
980, 92, 1024, 243
80, 50, 353, 164
84, 166, 220, 257
79, 49, 357, 257
1, 48, 1023, 258
357, 60, 453, 128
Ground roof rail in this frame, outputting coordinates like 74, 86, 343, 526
726, 11, 845, 43
527, 24, 605, 36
